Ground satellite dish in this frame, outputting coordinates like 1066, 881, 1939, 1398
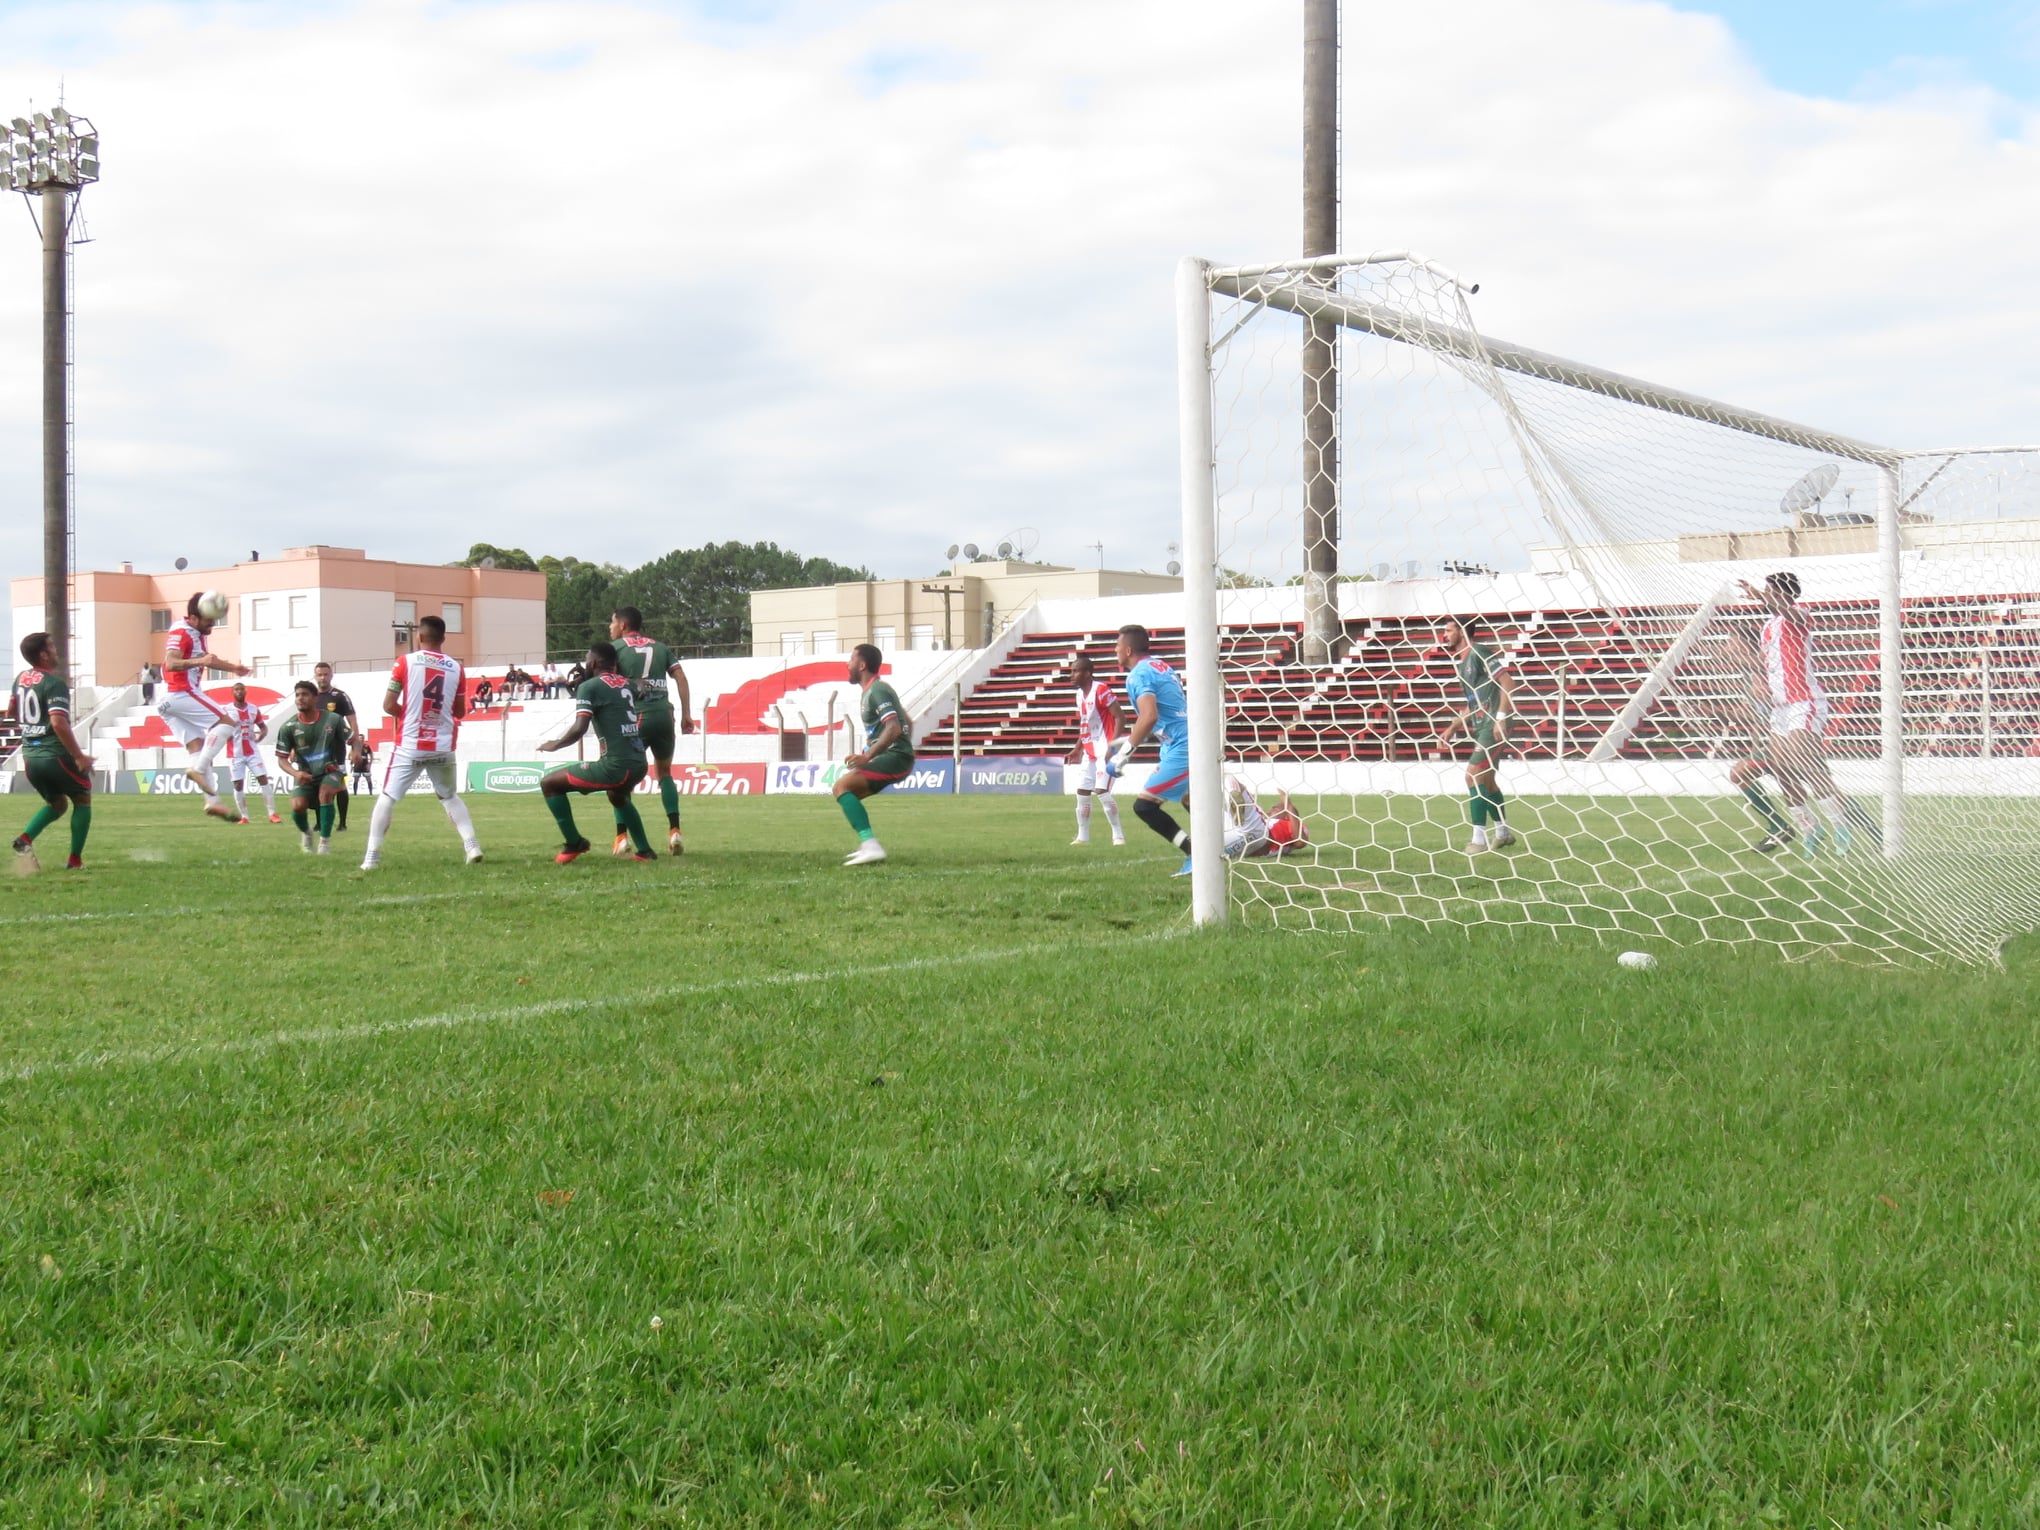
945, 543, 960, 561
997, 541, 1015, 559
1166, 560, 1182, 576
1781, 462, 1841, 517
480, 556, 496, 570
1372, 562, 1393, 581
1014, 527, 1040, 559
962, 543, 979, 560
1402, 560, 1422, 580
174, 556, 188, 571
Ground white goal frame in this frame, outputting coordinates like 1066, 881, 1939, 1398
1174, 251, 2039, 927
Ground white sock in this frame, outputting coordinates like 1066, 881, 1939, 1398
1820, 796, 1850, 827
233, 786, 247, 819
195, 722, 230, 774
1075, 795, 1092, 840
1789, 804, 1819, 833
1470, 829, 1488, 847
441, 794, 479, 851
1100, 794, 1123, 836
260, 778, 277, 816
364, 794, 397, 860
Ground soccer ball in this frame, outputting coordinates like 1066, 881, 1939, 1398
195, 590, 229, 621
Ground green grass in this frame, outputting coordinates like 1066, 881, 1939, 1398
3, 792, 2039, 1525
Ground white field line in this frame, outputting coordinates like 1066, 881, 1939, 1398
0, 850, 1175, 930
5, 929, 1186, 1085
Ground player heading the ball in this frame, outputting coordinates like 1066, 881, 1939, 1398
834, 643, 914, 867
8, 631, 92, 872
360, 614, 484, 870
535, 641, 655, 864
159, 591, 251, 822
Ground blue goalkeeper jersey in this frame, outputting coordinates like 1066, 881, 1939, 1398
1125, 657, 1187, 749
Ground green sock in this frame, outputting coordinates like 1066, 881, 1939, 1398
292, 807, 310, 833
21, 803, 61, 842
317, 802, 335, 837
1477, 786, 1505, 824
838, 792, 874, 841
1467, 788, 1487, 829
68, 802, 91, 857
545, 793, 580, 844
1741, 783, 1787, 834
659, 775, 680, 825
617, 799, 653, 855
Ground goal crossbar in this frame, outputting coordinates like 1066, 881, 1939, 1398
1207, 271, 1893, 465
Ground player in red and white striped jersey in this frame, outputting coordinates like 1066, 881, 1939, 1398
358, 614, 483, 870
1063, 653, 1124, 846
158, 593, 250, 820
222, 683, 280, 824
1738, 570, 1861, 854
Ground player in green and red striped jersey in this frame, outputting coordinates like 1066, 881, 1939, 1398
7, 632, 93, 872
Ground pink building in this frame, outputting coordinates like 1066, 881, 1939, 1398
10, 545, 547, 689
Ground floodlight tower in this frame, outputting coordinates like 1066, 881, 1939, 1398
2, 104, 99, 676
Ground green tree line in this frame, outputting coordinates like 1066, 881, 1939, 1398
460, 542, 875, 661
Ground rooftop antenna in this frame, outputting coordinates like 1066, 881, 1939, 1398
1781, 462, 1840, 528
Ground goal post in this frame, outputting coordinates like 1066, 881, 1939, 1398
1174, 250, 2040, 964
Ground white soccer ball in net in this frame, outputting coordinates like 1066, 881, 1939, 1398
195, 591, 229, 621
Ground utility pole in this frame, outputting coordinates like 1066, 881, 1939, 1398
1300, 0, 1341, 664
4, 105, 98, 678
919, 582, 967, 650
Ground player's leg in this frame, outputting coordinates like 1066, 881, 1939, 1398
361, 752, 413, 869
12, 760, 70, 872
540, 765, 604, 861
1097, 779, 1124, 843
255, 769, 279, 821
333, 775, 350, 830
1071, 759, 1096, 843
832, 770, 891, 864
611, 773, 654, 859
425, 756, 482, 863
62, 775, 91, 868
165, 696, 234, 816
1475, 756, 1514, 848
315, 780, 338, 850
230, 758, 250, 823
290, 780, 317, 850
1132, 753, 1192, 874
1731, 757, 1793, 851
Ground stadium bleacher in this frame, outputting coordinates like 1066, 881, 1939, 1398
918, 594, 2040, 763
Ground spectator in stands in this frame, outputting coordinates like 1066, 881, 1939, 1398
474, 676, 494, 711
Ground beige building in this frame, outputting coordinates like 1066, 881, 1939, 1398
750, 560, 1184, 658
11, 545, 547, 689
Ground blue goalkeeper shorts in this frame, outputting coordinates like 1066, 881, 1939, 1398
1143, 745, 1190, 802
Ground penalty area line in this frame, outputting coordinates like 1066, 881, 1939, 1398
5, 929, 1185, 1086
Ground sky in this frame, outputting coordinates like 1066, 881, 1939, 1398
0, 0, 2037, 590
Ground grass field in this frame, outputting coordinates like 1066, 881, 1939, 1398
3, 790, 2039, 1525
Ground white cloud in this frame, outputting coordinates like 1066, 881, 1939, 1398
0, 0, 2036, 594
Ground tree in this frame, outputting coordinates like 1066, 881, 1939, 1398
1217, 566, 1274, 589
457, 543, 539, 572
606, 541, 874, 654
540, 555, 628, 660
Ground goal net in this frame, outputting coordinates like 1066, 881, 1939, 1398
1176, 252, 2040, 964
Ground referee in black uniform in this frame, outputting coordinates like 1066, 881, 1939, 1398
311, 661, 360, 831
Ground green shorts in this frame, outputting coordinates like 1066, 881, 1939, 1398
24, 750, 90, 804
291, 767, 341, 805
851, 749, 917, 788
637, 711, 676, 761
1468, 716, 1509, 769
546, 757, 648, 794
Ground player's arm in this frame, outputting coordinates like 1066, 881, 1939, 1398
846, 707, 903, 769
1437, 708, 1466, 746
667, 661, 694, 734
1121, 693, 1160, 754
200, 652, 251, 676
537, 706, 593, 753
382, 682, 404, 720
1494, 665, 1518, 742
277, 739, 310, 785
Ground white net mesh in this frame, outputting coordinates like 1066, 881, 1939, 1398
1197, 254, 2040, 965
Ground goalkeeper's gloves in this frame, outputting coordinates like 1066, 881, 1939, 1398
1104, 739, 1134, 779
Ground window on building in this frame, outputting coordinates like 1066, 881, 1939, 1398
249, 655, 269, 678
248, 597, 271, 632
288, 595, 308, 629
910, 624, 936, 652
812, 629, 837, 655
442, 602, 464, 634
288, 654, 308, 678
150, 609, 172, 633
394, 599, 417, 627
872, 625, 896, 652
780, 632, 806, 658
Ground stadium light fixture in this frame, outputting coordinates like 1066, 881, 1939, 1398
5, 99, 99, 680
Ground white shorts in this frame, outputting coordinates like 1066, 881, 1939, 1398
228, 751, 267, 784
1769, 699, 1831, 738
1071, 757, 1116, 793
158, 689, 233, 748
381, 750, 458, 801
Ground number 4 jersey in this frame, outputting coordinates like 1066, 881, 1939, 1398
389, 648, 464, 754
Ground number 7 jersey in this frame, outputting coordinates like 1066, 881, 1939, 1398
390, 648, 463, 753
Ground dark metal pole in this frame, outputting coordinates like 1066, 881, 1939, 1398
1300, 0, 1341, 664
41, 183, 69, 673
